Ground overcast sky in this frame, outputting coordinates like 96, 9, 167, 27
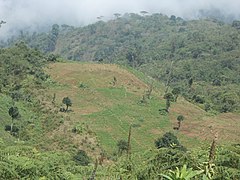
1, 0, 240, 39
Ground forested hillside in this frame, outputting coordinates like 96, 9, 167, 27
4, 13, 240, 113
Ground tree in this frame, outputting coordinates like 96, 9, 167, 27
172, 87, 181, 102
47, 54, 57, 62
155, 132, 185, 150
232, 20, 240, 29
140, 11, 148, 16
126, 51, 137, 67
62, 97, 72, 112
164, 93, 174, 102
0, 20, 6, 27
117, 139, 128, 155
8, 106, 20, 132
113, 13, 121, 19
177, 115, 184, 129
194, 95, 205, 104
164, 93, 174, 112
47, 24, 59, 52
170, 15, 176, 21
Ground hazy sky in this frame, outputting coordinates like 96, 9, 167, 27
0, 0, 240, 39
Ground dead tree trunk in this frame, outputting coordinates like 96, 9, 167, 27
127, 125, 132, 158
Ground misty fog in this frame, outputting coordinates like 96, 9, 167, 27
1, 0, 240, 39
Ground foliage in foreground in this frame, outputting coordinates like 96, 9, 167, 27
0, 139, 239, 179
102, 144, 240, 179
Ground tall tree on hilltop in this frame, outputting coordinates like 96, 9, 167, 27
140, 11, 148, 16
47, 24, 59, 52
113, 13, 121, 19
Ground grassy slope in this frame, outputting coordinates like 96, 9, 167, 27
0, 93, 45, 146
0, 94, 15, 144
169, 97, 240, 146
46, 62, 240, 154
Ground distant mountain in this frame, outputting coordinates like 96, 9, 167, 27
2, 13, 240, 113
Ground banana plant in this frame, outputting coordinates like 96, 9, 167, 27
160, 164, 204, 180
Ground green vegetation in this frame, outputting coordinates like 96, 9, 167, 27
6, 13, 240, 113
160, 164, 204, 180
117, 139, 128, 155
73, 150, 91, 166
1, 12, 240, 179
0, 47, 239, 179
155, 132, 185, 150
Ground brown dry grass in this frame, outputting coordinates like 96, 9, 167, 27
44, 62, 152, 157
47, 62, 148, 92
169, 97, 240, 144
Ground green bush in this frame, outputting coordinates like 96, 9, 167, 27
155, 132, 185, 150
117, 139, 128, 155
73, 150, 91, 166
79, 82, 88, 89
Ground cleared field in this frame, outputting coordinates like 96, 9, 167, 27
46, 62, 240, 154
169, 97, 240, 146
46, 62, 170, 153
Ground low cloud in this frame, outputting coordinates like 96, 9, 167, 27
0, 0, 240, 39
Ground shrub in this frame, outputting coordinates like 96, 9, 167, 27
79, 82, 88, 89
164, 93, 175, 102
155, 132, 185, 151
72, 123, 85, 134
117, 139, 128, 155
204, 103, 211, 112
194, 95, 205, 104
73, 150, 90, 166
